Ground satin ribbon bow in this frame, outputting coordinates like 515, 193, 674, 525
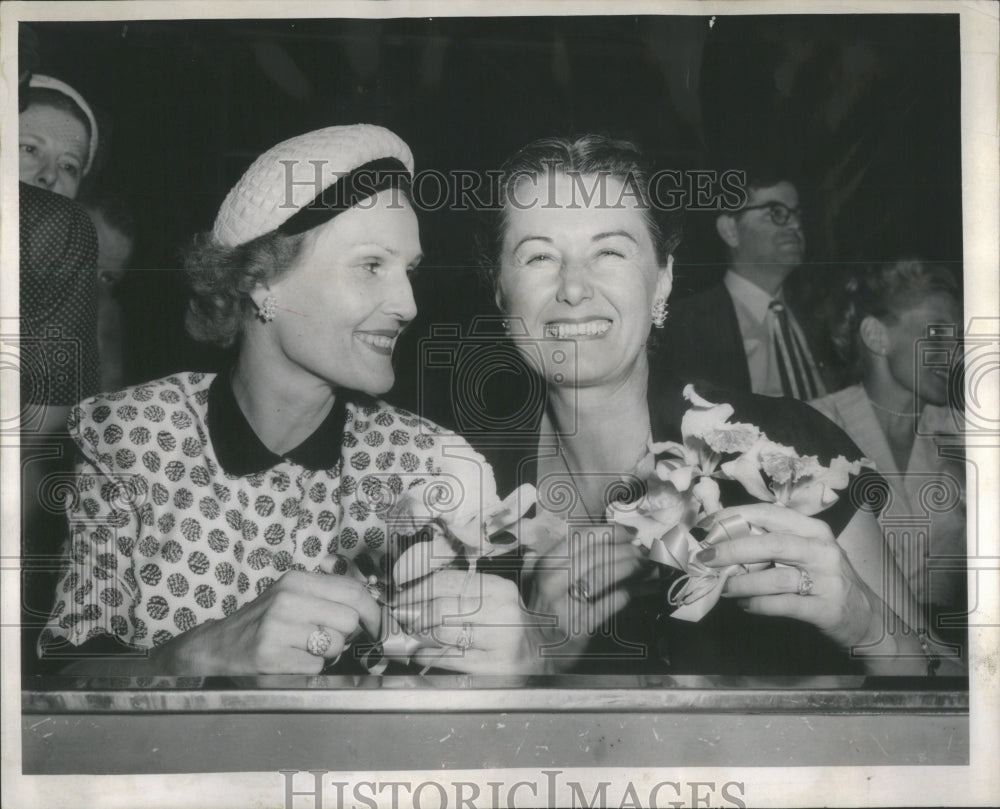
646, 515, 763, 622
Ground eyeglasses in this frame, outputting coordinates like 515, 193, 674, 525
738, 201, 802, 227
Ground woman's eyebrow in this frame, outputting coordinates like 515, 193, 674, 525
353, 244, 424, 264
512, 235, 553, 252
592, 230, 638, 243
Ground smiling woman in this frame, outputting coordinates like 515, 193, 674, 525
811, 260, 966, 620
37, 124, 535, 676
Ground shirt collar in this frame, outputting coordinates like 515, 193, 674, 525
207, 370, 348, 476
724, 269, 783, 324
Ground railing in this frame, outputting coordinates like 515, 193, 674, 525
23, 675, 969, 773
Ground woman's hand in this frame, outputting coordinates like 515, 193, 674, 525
151, 570, 382, 675
393, 570, 538, 675
526, 523, 647, 670
699, 503, 882, 651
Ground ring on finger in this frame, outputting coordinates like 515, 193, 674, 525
796, 568, 814, 596
569, 577, 593, 603
456, 622, 474, 651
306, 626, 334, 656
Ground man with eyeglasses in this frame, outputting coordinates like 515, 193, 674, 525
655, 176, 830, 400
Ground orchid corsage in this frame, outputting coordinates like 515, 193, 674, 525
606, 385, 872, 621
372, 449, 552, 670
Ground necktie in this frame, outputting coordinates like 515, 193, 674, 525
769, 300, 824, 399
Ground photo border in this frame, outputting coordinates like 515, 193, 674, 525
2, 1, 997, 807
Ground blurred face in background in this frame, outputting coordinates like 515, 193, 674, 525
85, 208, 135, 285
722, 181, 804, 284
19, 102, 89, 199
881, 291, 962, 408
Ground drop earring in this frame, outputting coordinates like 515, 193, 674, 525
258, 294, 278, 323
651, 297, 668, 328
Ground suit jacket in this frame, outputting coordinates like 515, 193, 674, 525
651, 281, 842, 395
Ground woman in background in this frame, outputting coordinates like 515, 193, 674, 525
20, 73, 98, 201
810, 260, 966, 620
18, 70, 102, 673
18, 73, 102, 407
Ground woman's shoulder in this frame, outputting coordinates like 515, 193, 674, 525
806, 384, 865, 427
343, 397, 462, 437
341, 397, 494, 488
68, 372, 216, 451
661, 377, 866, 465
343, 397, 481, 454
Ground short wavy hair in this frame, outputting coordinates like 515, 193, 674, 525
183, 230, 307, 348
830, 259, 960, 372
478, 134, 683, 295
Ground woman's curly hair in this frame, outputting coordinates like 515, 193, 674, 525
183, 229, 307, 348
830, 258, 960, 373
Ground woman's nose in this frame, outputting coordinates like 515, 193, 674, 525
386, 272, 418, 323
555, 259, 593, 305
32, 159, 56, 190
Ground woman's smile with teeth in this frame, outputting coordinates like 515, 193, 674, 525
544, 319, 612, 339
356, 332, 397, 353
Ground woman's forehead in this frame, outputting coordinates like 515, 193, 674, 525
20, 103, 88, 146
504, 172, 651, 240
897, 290, 961, 321
304, 190, 420, 249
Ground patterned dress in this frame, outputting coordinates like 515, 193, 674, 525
39, 371, 480, 653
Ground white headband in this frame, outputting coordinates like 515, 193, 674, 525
27, 74, 99, 175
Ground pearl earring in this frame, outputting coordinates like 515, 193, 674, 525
651, 297, 668, 328
258, 294, 278, 323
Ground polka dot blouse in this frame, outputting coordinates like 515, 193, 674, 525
19, 182, 100, 407
39, 371, 476, 652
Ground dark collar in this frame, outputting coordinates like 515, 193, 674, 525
647, 367, 688, 443
207, 371, 348, 476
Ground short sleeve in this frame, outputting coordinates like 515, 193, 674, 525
38, 406, 145, 654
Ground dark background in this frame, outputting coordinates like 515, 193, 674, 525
24, 14, 963, 425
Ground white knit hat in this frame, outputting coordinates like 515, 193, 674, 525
212, 124, 414, 248
27, 74, 99, 175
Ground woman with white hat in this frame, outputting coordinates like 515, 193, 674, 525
39, 125, 534, 675
19, 74, 99, 200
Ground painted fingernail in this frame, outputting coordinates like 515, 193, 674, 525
696, 547, 715, 562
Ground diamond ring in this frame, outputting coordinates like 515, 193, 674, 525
568, 578, 593, 603
306, 627, 333, 656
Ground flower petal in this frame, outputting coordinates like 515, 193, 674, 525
691, 476, 722, 515
721, 451, 775, 503
485, 483, 536, 537
392, 533, 457, 586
